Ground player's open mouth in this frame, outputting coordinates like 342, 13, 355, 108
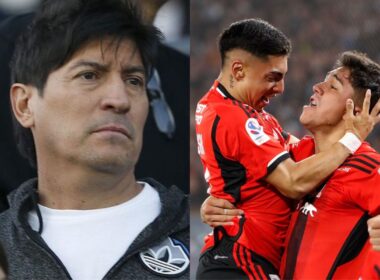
260, 94, 278, 105
305, 96, 317, 107
262, 96, 269, 104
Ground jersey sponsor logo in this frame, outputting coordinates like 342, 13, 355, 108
196, 103, 207, 114
195, 114, 203, 125
204, 168, 210, 183
139, 237, 189, 277
197, 134, 205, 155
269, 274, 281, 280
245, 118, 270, 146
214, 255, 229, 260
337, 167, 351, 172
300, 202, 317, 217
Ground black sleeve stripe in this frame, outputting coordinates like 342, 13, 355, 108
211, 115, 246, 203
375, 265, 380, 277
327, 213, 369, 279
357, 154, 380, 165
267, 152, 290, 175
340, 163, 371, 174
346, 158, 376, 169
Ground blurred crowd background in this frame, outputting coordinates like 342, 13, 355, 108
190, 0, 380, 277
0, 0, 189, 54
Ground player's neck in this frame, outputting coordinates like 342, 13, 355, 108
312, 123, 346, 153
217, 72, 245, 104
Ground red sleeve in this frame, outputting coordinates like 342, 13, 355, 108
341, 153, 380, 215
288, 136, 315, 162
216, 112, 289, 180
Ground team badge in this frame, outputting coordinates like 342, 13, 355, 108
245, 118, 270, 145
300, 202, 317, 217
139, 237, 189, 277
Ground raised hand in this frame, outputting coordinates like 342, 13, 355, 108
343, 90, 380, 141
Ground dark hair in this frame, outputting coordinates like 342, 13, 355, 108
334, 51, 380, 112
10, 0, 162, 168
218, 18, 292, 65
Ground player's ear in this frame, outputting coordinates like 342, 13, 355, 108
231, 60, 245, 81
10, 83, 37, 128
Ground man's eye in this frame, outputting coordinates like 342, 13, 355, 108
127, 77, 144, 87
330, 85, 337, 90
80, 72, 98, 80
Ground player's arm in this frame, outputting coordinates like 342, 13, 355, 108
267, 92, 380, 199
368, 215, 380, 251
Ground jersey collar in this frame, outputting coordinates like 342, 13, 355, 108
214, 80, 237, 101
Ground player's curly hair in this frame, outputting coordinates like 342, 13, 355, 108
334, 51, 380, 112
218, 18, 292, 66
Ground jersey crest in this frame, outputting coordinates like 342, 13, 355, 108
300, 202, 318, 217
245, 118, 270, 146
139, 237, 189, 277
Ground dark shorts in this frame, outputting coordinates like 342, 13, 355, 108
196, 227, 279, 280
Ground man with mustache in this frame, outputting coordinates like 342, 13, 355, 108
0, 0, 189, 279
194, 18, 380, 279
200, 51, 380, 279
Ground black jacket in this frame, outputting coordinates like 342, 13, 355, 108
0, 178, 189, 279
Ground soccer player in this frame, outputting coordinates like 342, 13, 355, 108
280, 51, 380, 279
201, 51, 380, 279
194, 18, 380, 279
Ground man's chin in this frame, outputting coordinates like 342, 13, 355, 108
85, 153, 136, 174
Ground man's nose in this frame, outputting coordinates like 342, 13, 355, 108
273, 79, 284, 93
100, 78, 130, 114
313, 82, 324, 96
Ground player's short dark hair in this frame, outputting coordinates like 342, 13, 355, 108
335, 51, 380, 112
10, 0, 162, 168
218, 18, 292, 65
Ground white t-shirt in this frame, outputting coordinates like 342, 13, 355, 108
28, 182, 161, 280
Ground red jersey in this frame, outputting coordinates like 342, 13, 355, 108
360, 249, 380, 279
281, 137, 380, 279
195, 81, 292, 270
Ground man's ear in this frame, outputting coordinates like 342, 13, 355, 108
10, 83, 36, 128
231, 60, 245, 81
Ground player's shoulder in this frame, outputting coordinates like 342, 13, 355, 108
338, 143, 380, 178
289, 136, 315, 161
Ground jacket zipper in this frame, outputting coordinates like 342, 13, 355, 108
24, 226, 72, 279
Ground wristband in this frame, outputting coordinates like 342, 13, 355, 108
338, 132, 362, 154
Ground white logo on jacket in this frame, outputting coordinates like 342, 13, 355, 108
139, 237, 189, 276
300, 202, 317, 217
245, 118, 270, 146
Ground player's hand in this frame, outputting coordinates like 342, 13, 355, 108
200, 196, 244, 227
344, 90, 380, 141
368, 215, 380, 251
